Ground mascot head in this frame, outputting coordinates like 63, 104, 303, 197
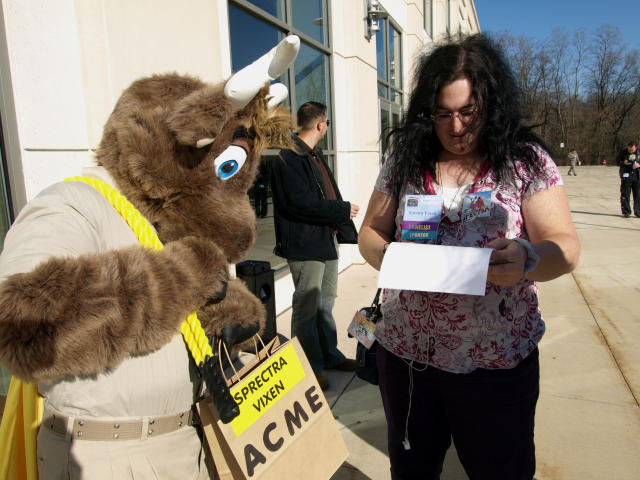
96, 36, 299, 263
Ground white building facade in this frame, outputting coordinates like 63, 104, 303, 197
0, 1, 480, 390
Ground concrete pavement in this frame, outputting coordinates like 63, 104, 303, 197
274, 165, 640, 480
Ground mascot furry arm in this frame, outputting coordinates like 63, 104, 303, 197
0, 36, 299, 384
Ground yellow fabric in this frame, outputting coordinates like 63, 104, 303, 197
0, 378, 43, 480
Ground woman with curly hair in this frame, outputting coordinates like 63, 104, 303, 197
358, 34, 580, 479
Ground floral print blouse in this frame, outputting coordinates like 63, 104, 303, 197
374, 144, 563, 373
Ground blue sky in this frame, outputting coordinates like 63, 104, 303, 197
475, 0, 640, 51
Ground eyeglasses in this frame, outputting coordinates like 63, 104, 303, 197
430, 106, 478, 125
324, 119, 331, 127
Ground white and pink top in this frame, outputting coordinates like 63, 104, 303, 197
374, 144, 563, 373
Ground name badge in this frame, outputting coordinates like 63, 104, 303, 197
461, 191, 492, 222
623, 173, 631, 178
348, 309, 377, 349
401, 194, 442, 240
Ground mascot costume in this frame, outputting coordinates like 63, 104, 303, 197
0, 35, 300, 479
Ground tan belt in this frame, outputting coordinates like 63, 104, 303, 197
42, 408, 193, 441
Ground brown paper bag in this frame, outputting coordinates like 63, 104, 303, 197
197, 336, 348, 480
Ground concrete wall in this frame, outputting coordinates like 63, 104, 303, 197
0, 0, 231, 208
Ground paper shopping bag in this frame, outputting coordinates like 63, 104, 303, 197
197, 336, 348, 480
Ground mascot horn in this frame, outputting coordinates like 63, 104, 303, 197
0, 36, 299, 480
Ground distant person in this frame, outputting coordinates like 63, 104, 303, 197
270, 101, 359, 390
567, 148, 579, 176
616, 141, 640, 217
251, 162, 268, 218
358, 34, 580, 480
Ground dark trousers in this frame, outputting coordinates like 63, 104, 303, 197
620, 176, 640, 216
377, 346, 539, 480
253, 184, 268, 217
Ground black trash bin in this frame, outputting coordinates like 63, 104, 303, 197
235, 260, 276, 344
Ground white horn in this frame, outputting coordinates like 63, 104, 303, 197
224, 35, 300, 109
267, 83, 289, 109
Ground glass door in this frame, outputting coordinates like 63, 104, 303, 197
379, 97, 402, 162
0, 114, 12, 395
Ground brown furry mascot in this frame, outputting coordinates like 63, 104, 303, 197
0, 36, 299, 479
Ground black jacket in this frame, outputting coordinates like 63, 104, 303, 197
617, 148, 639, 178
270, 135, 351, 261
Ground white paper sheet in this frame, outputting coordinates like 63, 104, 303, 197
378, 243, 493, 296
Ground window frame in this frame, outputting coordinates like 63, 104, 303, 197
424, 0, 433, 39
376, 17, 403, 106
376, 16, 403, 161
228, 0, 335, 160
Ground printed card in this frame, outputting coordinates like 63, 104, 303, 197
348, 310, 377, 349
461, 191, 492, 223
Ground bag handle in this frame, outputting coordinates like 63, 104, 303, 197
216, 333, 271, 385
217, 338, 239, 384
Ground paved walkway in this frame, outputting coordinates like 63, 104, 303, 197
276, 165, 640, 480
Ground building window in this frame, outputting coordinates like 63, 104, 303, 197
424, 0, 432, 38
376, 18, 402, 159
376, 20, 402, 106
228, 0, 333, 271
0, 116, 12, 257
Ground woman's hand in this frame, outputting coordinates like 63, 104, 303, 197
487, 185, 581, 286
486, 238, 528, 286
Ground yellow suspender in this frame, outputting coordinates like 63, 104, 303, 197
65, 176, 214, 366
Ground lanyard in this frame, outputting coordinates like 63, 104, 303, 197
422, 158, 491, 195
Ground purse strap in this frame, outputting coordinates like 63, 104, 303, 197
372, 288, 382, 307
370, 288, 382, 320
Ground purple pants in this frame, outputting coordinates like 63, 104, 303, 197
377, 345, 539, 480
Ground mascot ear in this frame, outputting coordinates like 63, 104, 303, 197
266, 83, 289, 109
168, 35, 299, 148
196, 138, 215, 148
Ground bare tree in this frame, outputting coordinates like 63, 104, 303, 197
490, 24, 640, 165
585, 25, 640, 158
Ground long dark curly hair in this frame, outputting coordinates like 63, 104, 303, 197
386, 33, 548, 196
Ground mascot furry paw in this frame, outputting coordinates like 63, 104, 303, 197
0, 35, 299, 479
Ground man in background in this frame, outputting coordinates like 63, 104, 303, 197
616, 141, 640, 217
567, 148, 579, 176
251, 162, 268, 218
270, 102, 358, 390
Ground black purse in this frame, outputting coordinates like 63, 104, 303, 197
336, 219, 358, 244
353, 288, 382, 385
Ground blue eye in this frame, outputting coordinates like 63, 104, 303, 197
213, 145, 247, 181
217, 160, 239, 179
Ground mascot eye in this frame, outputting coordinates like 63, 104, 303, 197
213, 145, 247, 180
